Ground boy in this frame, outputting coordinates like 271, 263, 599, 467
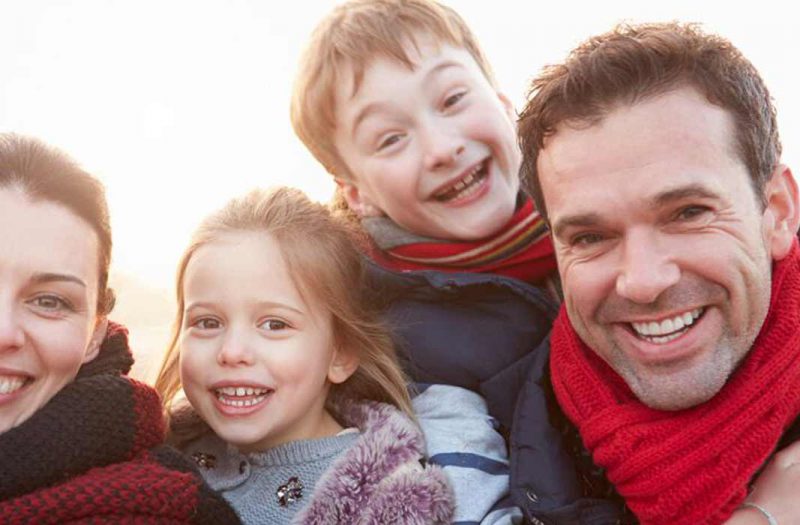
292, 1, 620, 523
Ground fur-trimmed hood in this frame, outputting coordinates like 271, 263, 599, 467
293, 400, 453, 524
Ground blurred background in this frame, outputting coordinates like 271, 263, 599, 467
1, 0, 796, 381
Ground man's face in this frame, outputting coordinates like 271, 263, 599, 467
538, 87, 795, 410
332, 36, 520, 241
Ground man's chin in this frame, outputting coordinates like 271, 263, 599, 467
628, 373, 725, 411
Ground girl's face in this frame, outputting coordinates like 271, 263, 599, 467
178, 231, 356, 452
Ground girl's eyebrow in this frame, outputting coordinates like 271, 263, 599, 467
184, 300, 305, 317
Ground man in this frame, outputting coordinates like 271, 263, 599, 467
518, 22, 800, 525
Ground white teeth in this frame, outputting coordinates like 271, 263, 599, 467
435, 160, 488, 201
218, 395, 267, 408
631, 308, 703, 341
215, 386, 271, 398
0, 376, 27, 395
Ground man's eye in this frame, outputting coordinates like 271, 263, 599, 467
676, 205, 711, 221
443, 91, 466, 109
260, 319, 288, 331
571, 233, 605, 247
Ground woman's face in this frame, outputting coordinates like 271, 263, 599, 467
0, 187, 106, 433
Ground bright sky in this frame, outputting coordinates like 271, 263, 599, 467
1, 0, 797, 376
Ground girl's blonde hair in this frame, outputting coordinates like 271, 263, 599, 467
154, 187, 413, 445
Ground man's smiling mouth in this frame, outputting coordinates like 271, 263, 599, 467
629, 308, 704, 344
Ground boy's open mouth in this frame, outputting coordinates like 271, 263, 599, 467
434, 159, 489, 202
213, 386, 274, 408
628, 308, 704, 344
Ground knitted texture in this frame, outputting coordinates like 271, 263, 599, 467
0, 323, 241, 525
363, 195, 556, 284
550, 242, 800, 525
187, 430, 359, 524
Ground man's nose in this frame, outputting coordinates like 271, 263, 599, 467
615, 229, 681, 304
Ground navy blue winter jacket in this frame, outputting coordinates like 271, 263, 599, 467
365, 261, 627, 524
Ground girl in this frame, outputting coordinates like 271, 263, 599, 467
155, 187, 453, 524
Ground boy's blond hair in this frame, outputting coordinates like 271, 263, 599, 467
155, 187, 414, 446
291, 0, 496, 180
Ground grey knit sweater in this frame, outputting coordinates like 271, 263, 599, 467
185, 431, 359, 524
185, 401, 454, 524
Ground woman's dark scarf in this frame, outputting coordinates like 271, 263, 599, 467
550, 242, 800, 524
0, 323, 240, 524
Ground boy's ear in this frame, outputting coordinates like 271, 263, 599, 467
335, 178, 382, 217
497, 92, 516, 122
84, 317, 109, 364
327, 345, 360, 385
762, 164, 800, 261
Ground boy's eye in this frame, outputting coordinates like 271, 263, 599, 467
29, 294, 72, 312
377, 133, 403, 151
259, 319, 288, 331
192, 317, 221, 330
442, 91, 466, 109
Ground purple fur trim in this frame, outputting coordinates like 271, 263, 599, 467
293, 401, 454, 524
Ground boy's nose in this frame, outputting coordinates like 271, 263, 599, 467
421, 123, 465, 171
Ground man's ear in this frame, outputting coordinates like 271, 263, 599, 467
763, 164, 800, 260
335, 178, 382, 217
327, 345, 360, 385
84, 317, 109, 364
497, 92, 516, 123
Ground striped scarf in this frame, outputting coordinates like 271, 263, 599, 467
363, 196, 556, 284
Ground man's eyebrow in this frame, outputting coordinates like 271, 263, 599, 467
423, 60, 462, 82
650, 184, 720, 207
31, 272, 86, 287
551, 212, 604, 239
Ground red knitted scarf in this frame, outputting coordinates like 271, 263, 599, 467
364, 196, 556, 284
550, 242, 800, 525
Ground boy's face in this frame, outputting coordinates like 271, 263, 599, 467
333, 37, 520, 241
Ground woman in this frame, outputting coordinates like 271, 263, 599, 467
0, 134, 240, 524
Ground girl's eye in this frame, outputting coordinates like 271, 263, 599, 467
442, 91, 466, 109
377, 133, 403, 151
260, 319, 288, 331
193, 318, 221, 330
30, 294, 72, 311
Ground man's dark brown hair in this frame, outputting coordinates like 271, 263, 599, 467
518, 21, 781, 222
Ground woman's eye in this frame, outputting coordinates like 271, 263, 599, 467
30, 295, 71, 311
443, 91, 466, 109
260, 319, 288, 331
